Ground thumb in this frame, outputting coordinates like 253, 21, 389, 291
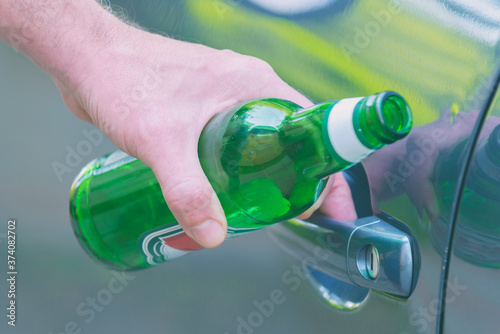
319, 172, 358, 221
150, 143, 227, 249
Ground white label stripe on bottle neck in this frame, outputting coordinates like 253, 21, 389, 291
327, 97, 374, 163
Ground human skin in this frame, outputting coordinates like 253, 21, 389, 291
0, 0, 356, 248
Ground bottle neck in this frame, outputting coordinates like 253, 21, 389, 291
285, 91, 412, 180
322, 96, 375, 165
322, 91, 412, 164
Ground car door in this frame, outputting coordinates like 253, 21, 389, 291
439, 84, 500, 333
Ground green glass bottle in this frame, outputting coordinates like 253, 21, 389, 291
70, 91, 412, 270
433, 124, 500, 267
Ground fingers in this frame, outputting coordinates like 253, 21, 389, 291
150, 143, 227, 249
319, 172, 358, 221
297, 177, 335, 219
229, 53, 312, 108
296, 173, 358, 221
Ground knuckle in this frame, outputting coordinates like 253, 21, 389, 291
216, 50, 275, 76
207, 51, 279, 102
242, 55, 275, 74
218, 48, 239, 59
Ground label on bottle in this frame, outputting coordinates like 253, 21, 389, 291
139, 225, 202, 265
139, 225, 261, 265
326, 97, 374, 163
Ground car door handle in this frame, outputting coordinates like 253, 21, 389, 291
269, 213, 420, 299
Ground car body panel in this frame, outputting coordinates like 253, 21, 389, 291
441, 88, 500, 333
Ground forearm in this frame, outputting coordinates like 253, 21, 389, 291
0, 0, 125, 91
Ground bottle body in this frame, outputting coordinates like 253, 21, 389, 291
71, 94, 412, 270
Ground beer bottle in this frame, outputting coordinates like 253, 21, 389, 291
70, 91, 412, 270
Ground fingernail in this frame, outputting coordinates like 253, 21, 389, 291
190, 220, 225, 248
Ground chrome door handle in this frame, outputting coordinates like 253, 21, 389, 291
269, 213, 420, 299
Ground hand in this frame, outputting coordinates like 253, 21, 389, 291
299, 175, 358, 221
0, 1, 356, 247
52, 20, 356, 247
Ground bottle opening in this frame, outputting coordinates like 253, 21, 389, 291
375, 92, 412, 142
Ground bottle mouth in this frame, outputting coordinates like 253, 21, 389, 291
372, 91, 413, 142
